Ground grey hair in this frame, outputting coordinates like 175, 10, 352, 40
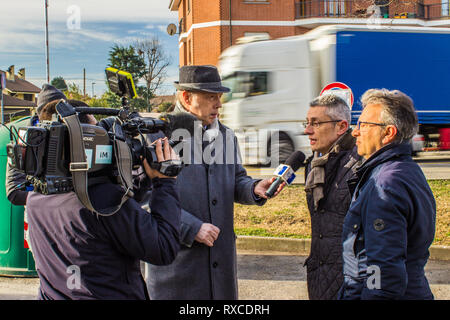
309, 94, 351, 123
176, 89, 185, 103
360, 89, 418, 142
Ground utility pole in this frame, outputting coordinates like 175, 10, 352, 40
83, 68, 86, 97
44, 0, 50, 83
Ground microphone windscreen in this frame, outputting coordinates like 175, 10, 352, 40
160, 112, 199, 137
285, 151, 306, 171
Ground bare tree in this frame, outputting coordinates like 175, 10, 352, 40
134, 37, 171, 105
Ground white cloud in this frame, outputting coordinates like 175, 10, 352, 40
0, 32, 44, 53
0, 26, 116, 53
0, 1, 178, 52
72, 29, 117, 43
1, 0, 177, 26
1, 1, 180, 96
157, 25, 168, 33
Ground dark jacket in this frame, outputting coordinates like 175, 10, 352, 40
27, 178, 180, 300
5, 115, 38, 205
339, 143, 436, 300
5, 165, 28, 205
304, 132, 361, 300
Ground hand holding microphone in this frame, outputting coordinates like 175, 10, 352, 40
263, 151, 306, 198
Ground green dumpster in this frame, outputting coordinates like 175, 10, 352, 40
0, 117, 37, 277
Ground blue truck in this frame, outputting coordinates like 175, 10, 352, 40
219, 25, 450, 164
337, 26, 450, 150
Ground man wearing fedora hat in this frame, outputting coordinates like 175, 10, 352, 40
146, 65, 282, 300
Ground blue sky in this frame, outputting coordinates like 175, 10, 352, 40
0, 0, 180, 96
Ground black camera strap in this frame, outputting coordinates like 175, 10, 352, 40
56, 100, 133, 216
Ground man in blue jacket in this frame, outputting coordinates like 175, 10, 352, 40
339, 89, 436, 300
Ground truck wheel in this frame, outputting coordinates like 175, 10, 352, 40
268, 133, 295, 166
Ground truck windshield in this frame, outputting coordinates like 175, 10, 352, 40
222, 71, 269, 102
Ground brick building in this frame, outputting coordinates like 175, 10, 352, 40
169, 0, 450, 66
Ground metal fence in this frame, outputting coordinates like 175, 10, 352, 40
295, 0, 450, 20
295, 0, 353, 18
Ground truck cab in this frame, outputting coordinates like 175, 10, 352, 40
219, 36, 317, 165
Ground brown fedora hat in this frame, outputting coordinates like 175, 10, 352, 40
174, 65, 230, 93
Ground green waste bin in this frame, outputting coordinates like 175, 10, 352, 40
0, 117, 37, 277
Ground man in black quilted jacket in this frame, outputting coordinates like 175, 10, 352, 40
303, 94, 362, 300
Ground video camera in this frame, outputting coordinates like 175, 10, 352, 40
6, 68, 195, 215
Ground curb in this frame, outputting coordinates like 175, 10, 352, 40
416, 150, 450, 158
236, 236, 450, 261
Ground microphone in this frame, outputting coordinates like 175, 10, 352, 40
265, 151, 306, 198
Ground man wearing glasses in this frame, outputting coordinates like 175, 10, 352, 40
339, 89, 436, 300
303, 94, 361, 300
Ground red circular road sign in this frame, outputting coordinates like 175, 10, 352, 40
320, 82, 354, 108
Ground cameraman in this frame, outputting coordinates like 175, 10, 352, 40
6, 84, 67, 205
27, 138, 181, 300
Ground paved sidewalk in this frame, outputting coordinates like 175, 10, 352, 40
1, 251, 449, 300
236, 251, 450, 300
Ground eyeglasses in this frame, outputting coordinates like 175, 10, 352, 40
302, 120, 342, 129
355, 121, 387, 130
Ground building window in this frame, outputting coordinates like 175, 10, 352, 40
187, 0, 191, 13
296, 0, 308, 18
179, 18, 185, 34
324, 0, 346, 17
183, 43, 187, 66
188, 39, 192, 65
442, 0, 449, 16
375, 0, 389, 18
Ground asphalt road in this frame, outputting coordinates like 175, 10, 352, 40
244, 159, 450, 183
417, 160, 450, 180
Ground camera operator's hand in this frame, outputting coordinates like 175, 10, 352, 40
142, 138, 178, 179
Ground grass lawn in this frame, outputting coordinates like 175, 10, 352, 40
234, 180, 450, 246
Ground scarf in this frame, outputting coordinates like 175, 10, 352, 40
173, 101, 220, 142
304, 130, 355, 211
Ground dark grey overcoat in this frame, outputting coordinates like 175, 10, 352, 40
146, 119, 265, 300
